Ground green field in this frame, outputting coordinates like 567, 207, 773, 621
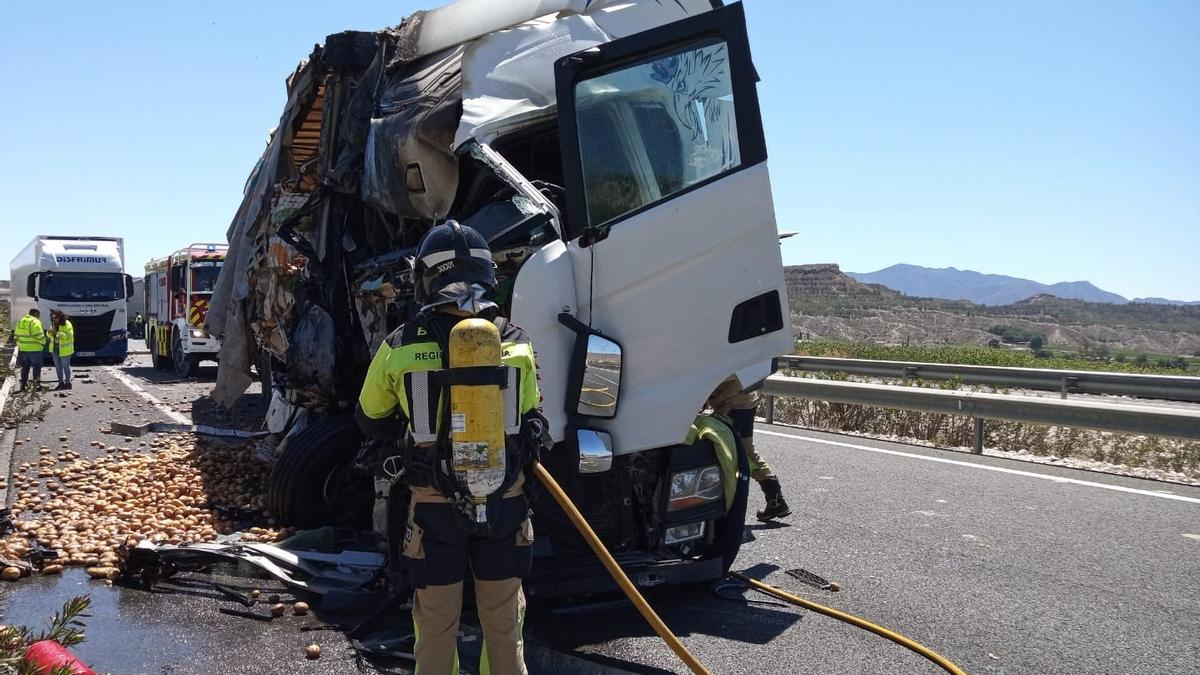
795, 340, 1195, 375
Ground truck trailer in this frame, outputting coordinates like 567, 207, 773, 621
144, 244, 228, 377
207, 0, 792, 596
10, 235, 133, 361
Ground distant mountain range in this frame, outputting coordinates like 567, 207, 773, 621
786, 264, 1200, 354
847, 264, 1196, 306
1133, 297, 1200, 306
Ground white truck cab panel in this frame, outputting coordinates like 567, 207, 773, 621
548, 3, 791, 453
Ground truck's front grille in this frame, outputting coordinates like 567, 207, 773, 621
69, 311, 117, 351
532, 452, 642, 557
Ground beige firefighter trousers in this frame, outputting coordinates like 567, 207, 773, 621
405, 486, 531, 675
412, 578, 527, 675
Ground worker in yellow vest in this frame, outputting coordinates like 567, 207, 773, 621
47, 309, 76, 390
15, 307, 47, 391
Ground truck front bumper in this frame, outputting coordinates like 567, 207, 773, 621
71, 331, 128, 360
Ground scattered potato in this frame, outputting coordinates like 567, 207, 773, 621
270, 603, 286, 618
305, 644, 321, 660
292, 601, 310, 616
1, 567, 21, 582
0, 434, 293, 584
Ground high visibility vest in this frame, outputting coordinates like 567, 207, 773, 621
53, 320, 75, 358
15, 315, 46, 352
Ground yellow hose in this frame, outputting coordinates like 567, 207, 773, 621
729, 572, 967, 675
532, 462, 711, 675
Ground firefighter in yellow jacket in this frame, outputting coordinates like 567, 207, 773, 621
356, 222, 550, 675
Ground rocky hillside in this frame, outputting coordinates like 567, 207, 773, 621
787, 264, 1200, 355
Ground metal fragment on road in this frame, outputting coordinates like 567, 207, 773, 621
785, 567, 837, 591
106, 420, 269, 439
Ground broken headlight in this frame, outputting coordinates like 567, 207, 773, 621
663, 521, 705, 545
667, 465, 722, 511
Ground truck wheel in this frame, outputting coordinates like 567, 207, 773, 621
713, 434, 752, 573
267, 415, 372, 529
171, 330, 198, 378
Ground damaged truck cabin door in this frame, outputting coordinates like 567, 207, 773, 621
544, 6, 786, 455
508, 3, 790, 590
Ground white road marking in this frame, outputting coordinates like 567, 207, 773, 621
104, 366, 191, 425
758, 428, 1200, 506
1183, 534, 1200, 542
0, 350, 17, 418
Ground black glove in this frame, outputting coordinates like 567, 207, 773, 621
519, 410, 553, 463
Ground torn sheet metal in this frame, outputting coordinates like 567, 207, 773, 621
451, 0, 713, 147
362, 46, 464, 219
287, 304, 337, 400
106, 420, 271, 439
124, 540, 383, 596
453, 14, 610, 148
209, 56, 323, 409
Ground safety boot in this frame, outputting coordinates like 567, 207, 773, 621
756, 478, 791, 522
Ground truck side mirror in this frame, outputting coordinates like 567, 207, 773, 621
558, 312, 623, 419
125, 274, 135, 299
577, 334, 621, 418
26, 273, 38, 300
575, 428, 614, 474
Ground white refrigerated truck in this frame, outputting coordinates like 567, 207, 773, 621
9, 236, 134, 361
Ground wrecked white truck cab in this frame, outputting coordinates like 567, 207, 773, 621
208, 0, 791, 595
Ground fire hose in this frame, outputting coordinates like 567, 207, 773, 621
533, 462, 967, 675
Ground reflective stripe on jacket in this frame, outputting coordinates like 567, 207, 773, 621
15, 315, 46, 352
358, 313, 540, 432
53, 320, 75, 358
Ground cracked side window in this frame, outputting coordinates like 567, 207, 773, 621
574, 39, 741, 227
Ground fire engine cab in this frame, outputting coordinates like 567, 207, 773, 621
144, 243, 227, 377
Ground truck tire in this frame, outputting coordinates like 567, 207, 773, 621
267, 415, 372, 529
713, 435, 752, 574
171, 329, 198, 378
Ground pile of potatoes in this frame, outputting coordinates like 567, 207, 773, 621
2, 434, 293, 581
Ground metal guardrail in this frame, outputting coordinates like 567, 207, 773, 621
760, 376, 1200, 453
775, 356, 1200, 402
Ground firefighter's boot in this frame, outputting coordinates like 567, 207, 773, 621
756, 478, 791, 522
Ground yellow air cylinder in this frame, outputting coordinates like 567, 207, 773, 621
448, 318, 507, 522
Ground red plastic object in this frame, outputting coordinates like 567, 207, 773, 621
24, 640, 97, 675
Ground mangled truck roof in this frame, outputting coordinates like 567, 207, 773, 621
207, 0, 718, 408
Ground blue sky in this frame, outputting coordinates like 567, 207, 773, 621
1, 1, 1197, 301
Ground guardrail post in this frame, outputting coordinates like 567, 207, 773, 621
972, 418, 984, 454
763, 395, 775, 424
1061, 376, 1079, 399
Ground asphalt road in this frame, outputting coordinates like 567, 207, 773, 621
529, 425, 1200, 674
2, 349, 1198, 673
